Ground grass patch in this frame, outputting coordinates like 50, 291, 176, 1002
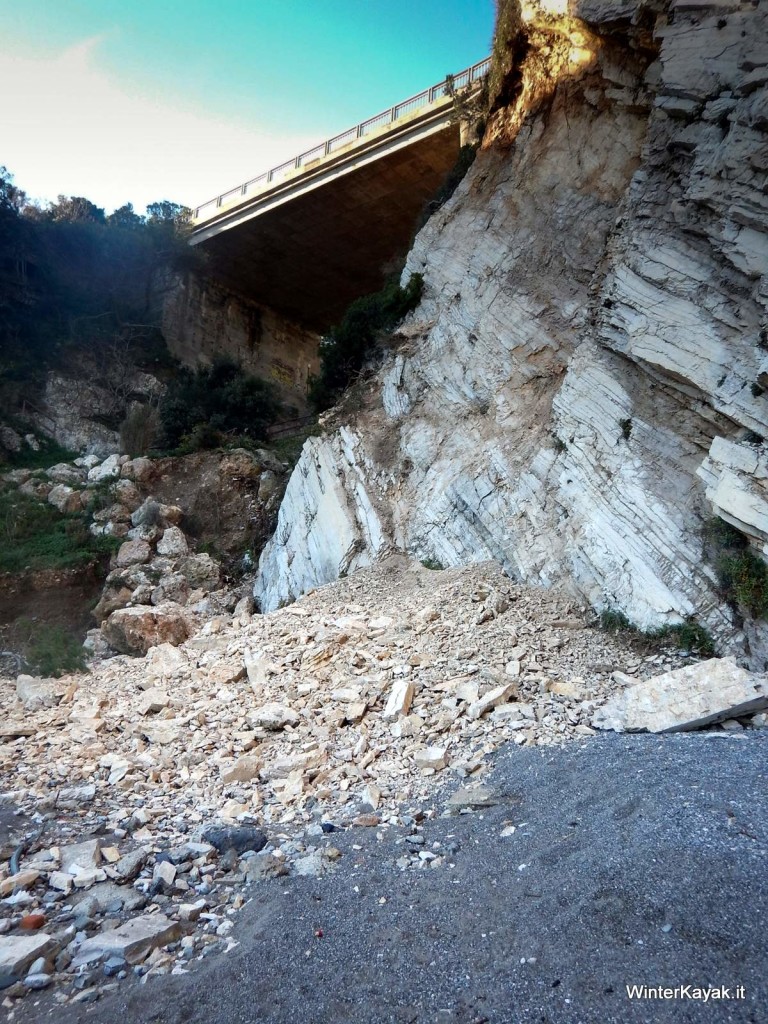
4, 436, 78, 471
599, 607, 715, 655
0, 487, 119, 573
599, 608, 633, 632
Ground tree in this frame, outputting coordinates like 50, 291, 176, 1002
47, 195, 106, 224
0, 166, 26, 214
159, 358, 283, 449
107, 203, 144, 230
146, 200, 190, 228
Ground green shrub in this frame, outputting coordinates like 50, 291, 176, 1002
646, 620, 716, 656
718, 549, 768, 617
420, 557, 445, 571
309, 273, 423, 412
415, 144, 479, 232
22, 622, 87, 677
159, 357, 283, 450
599, 608, 633, 632
599, 606, 715, 654
704, 516, 768, 618
619, 417, 633, 441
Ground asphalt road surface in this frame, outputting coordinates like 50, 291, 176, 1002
18, 733, 768, 1024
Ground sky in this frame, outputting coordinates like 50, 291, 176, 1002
0, 0, 494, 215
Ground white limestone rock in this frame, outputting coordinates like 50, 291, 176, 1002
157, 526, 189, 558
74, 914, 181, 965
247, 702, 300, 731
253, 1, 767, 663
383, 679, 415, 720
47, 483, 81, 514
88, 453, 123, 483
592, 658, 768, 733
16, 675, 63, 711
0, 933, 56, 976
255, 428, 388, 612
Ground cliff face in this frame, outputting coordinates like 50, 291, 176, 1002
162, 272, 320, 414
257, 0, 768, 659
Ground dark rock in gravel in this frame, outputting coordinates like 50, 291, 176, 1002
200, 825, 267, 855
103, 956, 127, 978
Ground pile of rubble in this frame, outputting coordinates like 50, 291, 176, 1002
1, 448, 288, 664
1, 558, 766, 1009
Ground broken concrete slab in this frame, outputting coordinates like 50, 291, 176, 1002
592, 657, 768, 734
74, 914, 181, 966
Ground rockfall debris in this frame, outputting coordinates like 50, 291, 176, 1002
2, 557, 765, 1009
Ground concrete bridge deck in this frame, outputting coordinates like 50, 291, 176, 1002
188, 59, 490, 331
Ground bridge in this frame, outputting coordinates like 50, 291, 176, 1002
189, 58, 489, 327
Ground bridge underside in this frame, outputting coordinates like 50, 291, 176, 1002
193, 123, 462, 332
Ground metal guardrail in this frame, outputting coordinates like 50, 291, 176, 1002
193, 57, 491, 224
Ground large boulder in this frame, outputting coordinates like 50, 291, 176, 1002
47, 483, 82, 514
101, 603, 190, 656
46, 463, 86, 486
115, 539, 152, 568
593, 658, 768, 733
157, 526, 189, 558
179, 553, 221, 591
16, 675, 65, 710
88, 453, 123, 484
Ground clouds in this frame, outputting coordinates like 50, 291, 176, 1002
0, 36, 317, 213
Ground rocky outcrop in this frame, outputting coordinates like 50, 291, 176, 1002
257, 0, 768, 661
27, 370, 163, 458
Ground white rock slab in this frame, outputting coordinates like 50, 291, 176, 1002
60, 839, 102, 875
0, 933, 56, 975
592, 658, 768, 733
74, 913, 181, 965
383, 680, 414, 720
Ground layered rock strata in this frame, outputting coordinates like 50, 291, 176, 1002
257, 0, 768, 661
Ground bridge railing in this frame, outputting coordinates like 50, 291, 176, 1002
193, 56, 491, 224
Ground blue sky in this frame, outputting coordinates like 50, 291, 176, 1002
0, 0, 494, 212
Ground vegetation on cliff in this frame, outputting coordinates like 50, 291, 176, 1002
159, 357, 283, 451
309, 273, 424, 412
